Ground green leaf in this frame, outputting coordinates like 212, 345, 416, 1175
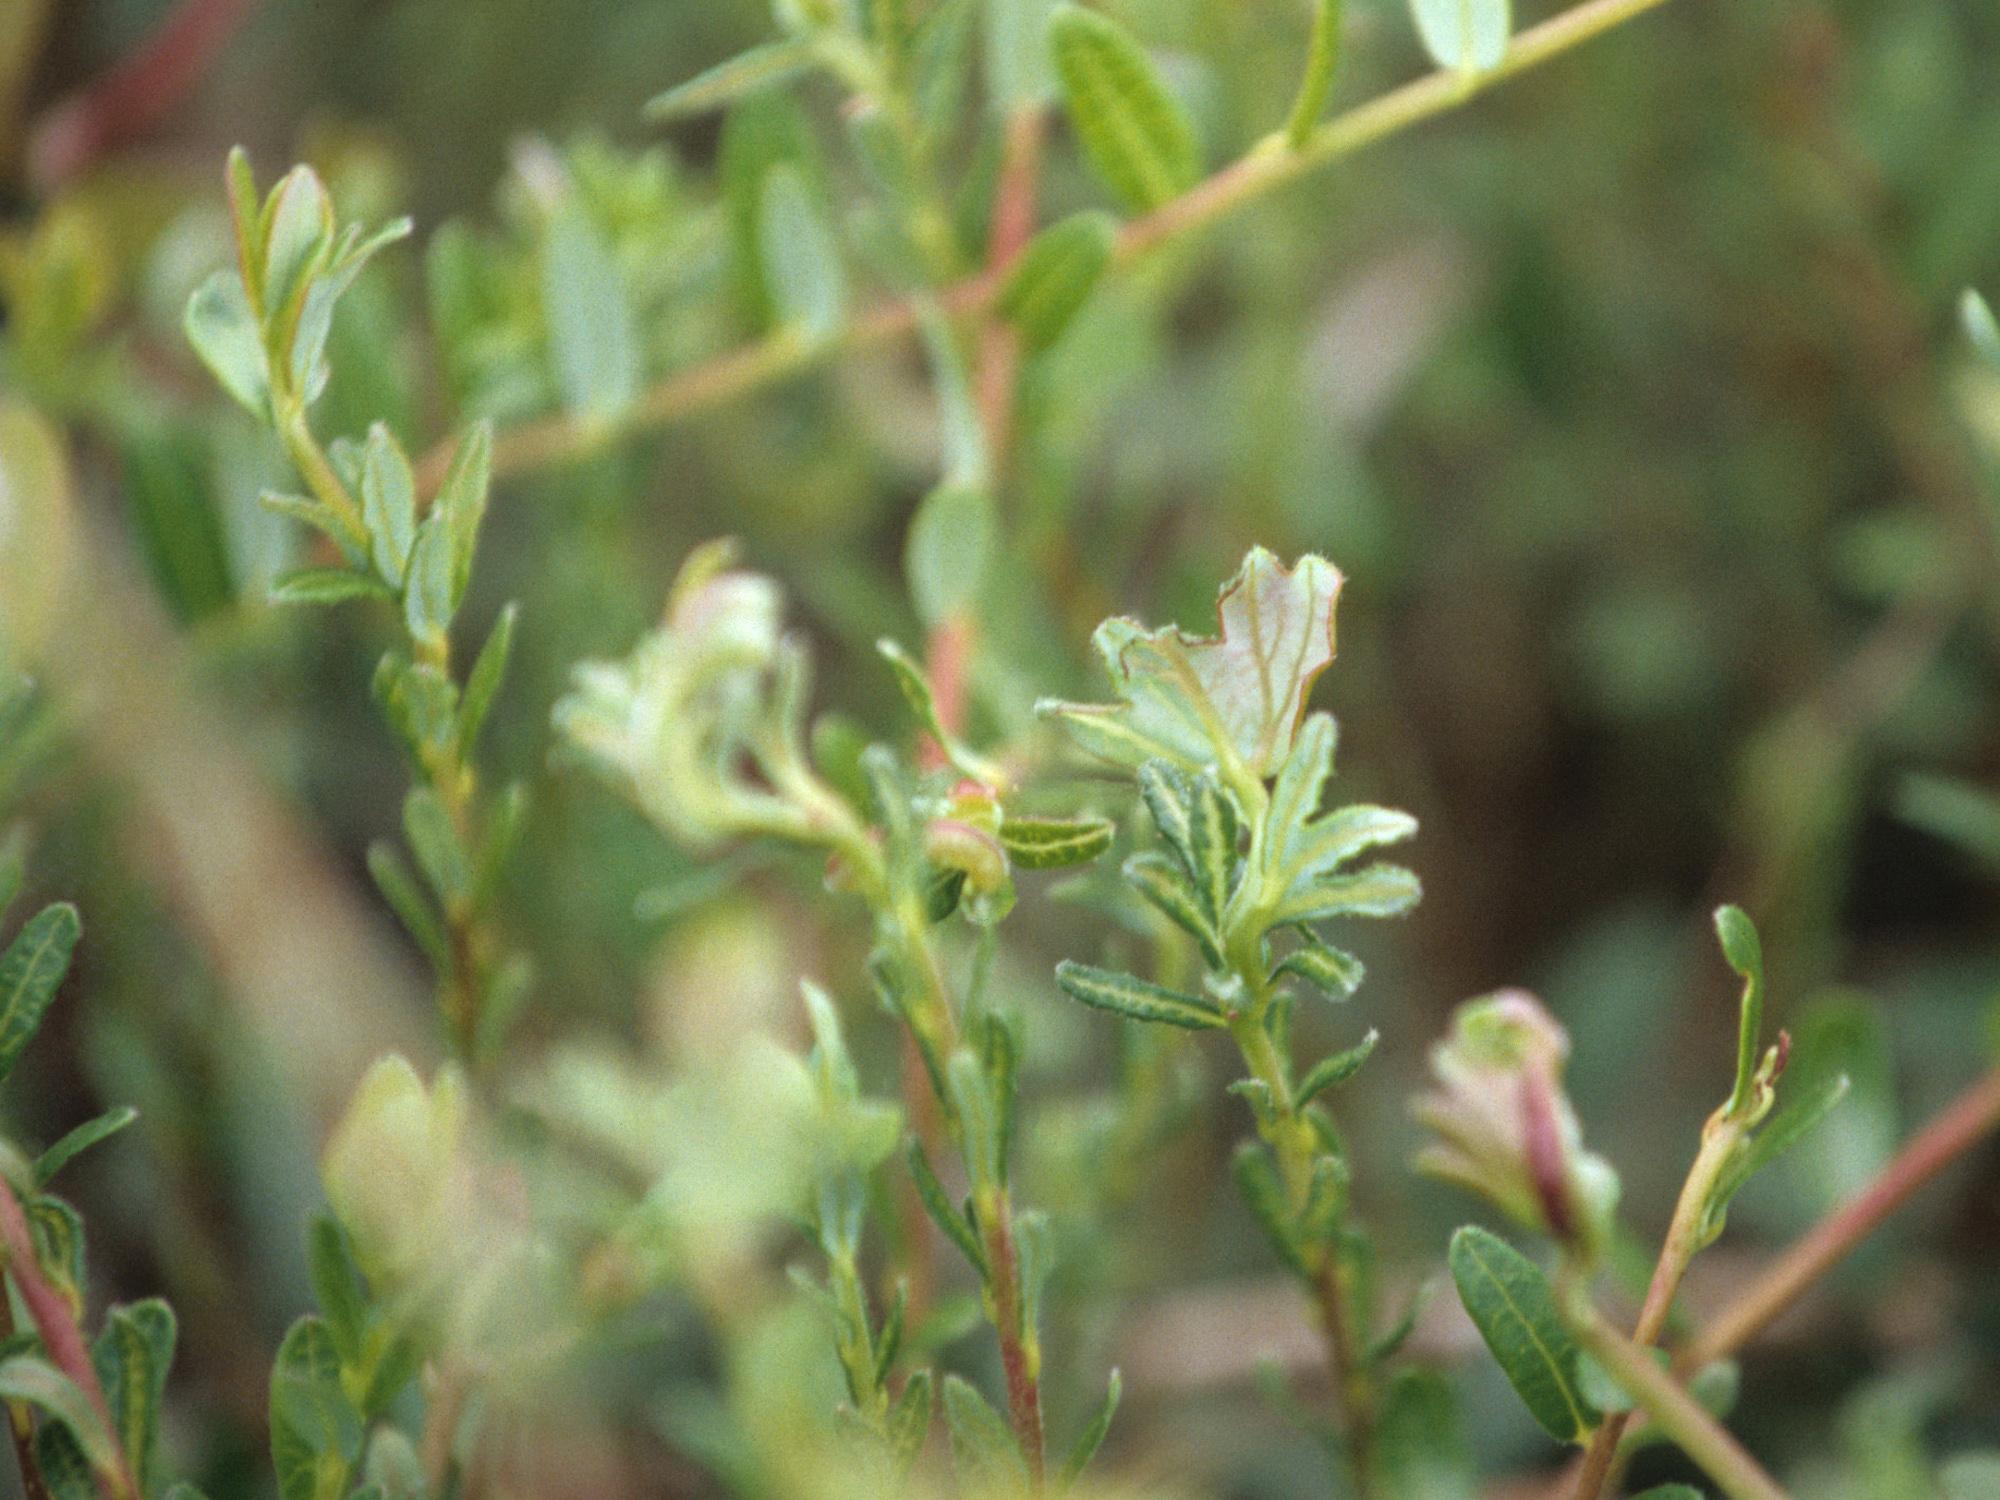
34, 1423, 97, 1500
1376, 1368, 1475, 1500
33, 1105, 138, 1186
260, 166, 335, 328
1963, 290, 2000, 369
1285, 803, 1419, 884
1447, 1226, 1598, 1444
998, 212, 1116, 352
403, 786, 471, 907
1121, 853, 1224, 968
436, 423, 493, 611
905, 481, 994, 627
259, 490, 362, 558
875, 638, 1007, 786
1232, 1143, 1307, 1275
359, 424, 417, 588
1408, 0, 1510, 72
269, 568, 395, 606
941, 1374, 1027, 1490
184, 270, 270, 419
1040, 549, 1343, 777
1055, 960, 1227, 1029
270, 1316, 362, 1500
1628, 1489, 1704, 1499
1711, 1072, 1850, 1212
0, 1356, 123, 1484
1714, 904, 1765, 1118
1184, 772, 1239, 926
27, 1195, 85, 1305
543, 202, 641, 422
1893, 772, 2000, 875
459, 602, 518, 751
985, 0, 1057, 107
0, 902, 80, 1086
372, 652, 459, 766
1048, 5, 1200, 213
1297, 1030, 1378, 1104
1266, 712, 1335, 865
758, 164, 845, 342
93, 1299, 175, 1493
1942, 1454, 2000, 1500
998, 815, 1113, 869
907, 1141, 986, 1277
887, 1368, 934, 1473
1059, 1368, 1122, 1485
306, 1217, 369, 1368
645, 39, 818, 120
1273, 863, 1421, 926
1274, 936, 1365, 1001
366, 842, 450, 970
403, 514, 455, 646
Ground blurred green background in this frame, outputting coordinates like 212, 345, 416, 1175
4, 0, 2000, 1494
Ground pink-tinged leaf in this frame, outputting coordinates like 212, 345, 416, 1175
1039, 548, 1344, 778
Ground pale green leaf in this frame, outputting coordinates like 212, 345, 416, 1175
1297, 1029, 1378, 1103
359, 424, 417, 588
1059, 1368, 1122, 1485
985, 0, 1057, 107
905, 481, 993, 626
0, 1356, 122, 1484
269, 568, 394, 606
1122, 852, 1224, 967
1409, 0, 1510, 72
543, 203, 641, 422
184, 270, 270, 420
942, 1374, 1028, 1490
93, 1299, 175, 1494
1963, 290, 2000, 369
1377, 1368, 1475, 1500
1274, 862, 1421, 926
758, 164, 845, 342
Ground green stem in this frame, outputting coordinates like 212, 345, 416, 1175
1568, 1112, 1747, 1499
1569, 1310, 1792, 1500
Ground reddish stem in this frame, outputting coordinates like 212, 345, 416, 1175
28, 0, 259, 188
1681, 1064, 2000, 1373
0, 1177, 133, 1499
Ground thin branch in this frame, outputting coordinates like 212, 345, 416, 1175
1571, 1311, 1792, 1500
418, 0, 1679, 491
1681, 1063, 2000, 1374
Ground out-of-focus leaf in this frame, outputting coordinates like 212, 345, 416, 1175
270, 568, 395, 606
1377, 1368, 1475, 1500
33, 1106, 137, 1186
1049, 5, 1200, 213
1447, 1226, 1598, 1444
985, 0, 1057, 107
1963, 290, 2000, 369
0, 1357, 122, 1484
1059, 1368, 1121, 1485
646, 39, 817, 120
998, 211, 1116, 351
1894, 773, 2000, 875
1297, 1030, 1378, 1103
542, 203, 640, 422
941, 1374, 1027, 1490
998, 816, 1114, 869
0, 402, 76, 663
1409, 0, 1511, 72
757, 164, 844, 342
93, 1299, 175, 1493
905, 481, 993, 626
185, 270, 270, 420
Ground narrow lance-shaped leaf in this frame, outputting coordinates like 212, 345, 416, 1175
1963, 289, 2000, 369
1122, 853, 1224, 969
1297, 1029, 1378, 1105
1714, 904, 1765, 1118
33, 1107, 138, 1187
0, 904, 81, 1088
998, 815, 1114, 869
359, 424, 417, 589
0, 1357, 124, 1485
645, 39, 818, 120
997, 212, 1116, 352
1059, 1369, 1122, 1485
1048, 5, 1201, 213
1447, 1226, 1598, 1444
1055, 960, 1227, 1030
905, 481, 993, 627
1284, 0, 1344, 147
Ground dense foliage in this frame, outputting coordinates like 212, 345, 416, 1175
2, 0, 2000, 1497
